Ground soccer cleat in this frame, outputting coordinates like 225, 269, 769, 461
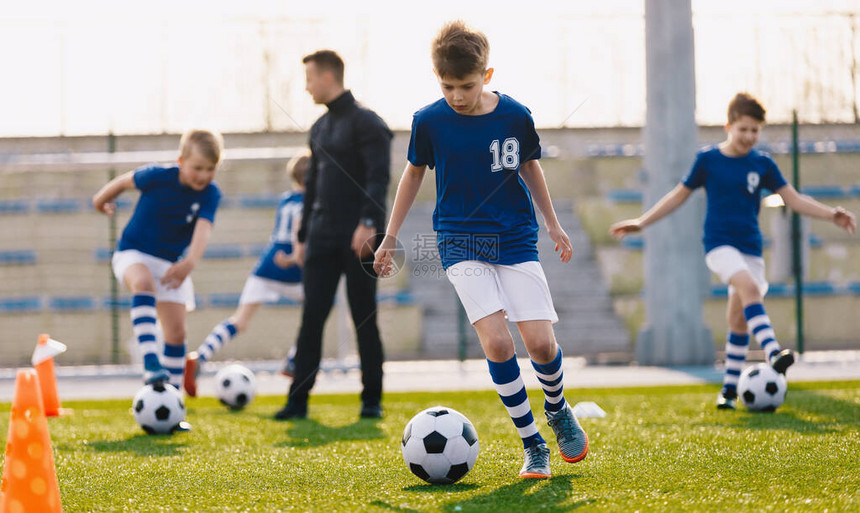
716, 389, 737, 410
360, 403, 384, 419
173, 421, 193, 433
519, 441, 551, 479
274, 401, 307, 420
545, 404, 589, 463
770, 349, 796, 375
143, 369, 170, 386
183, 352, 200, 398
280, 346, 297, 378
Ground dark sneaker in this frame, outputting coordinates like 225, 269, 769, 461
173, 421, 192, 433
360, 403, 384, 419
545, 404, 589, 463
716, 389, 737, 410
771, 349, 796, 375
183, 352, 200, 397
519, 441, 551, 479
274, 402, 307, 420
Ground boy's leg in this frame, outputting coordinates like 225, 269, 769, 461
158, 301, 188, 390
730, 271, 794, 373
475, 312, 549, 478
184, 306, 249, 397
520, 321, 588, 463
718, 292, 749, 409
123, 264, 167, 385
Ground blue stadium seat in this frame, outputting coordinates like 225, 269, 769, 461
102, 295, 133, 309
802, 281, 835, 296
620, 237, 644, 250
0, 199, 30, 214
49, 296, 96, 312
238, 194, 281, 209
0, 249, 37, 265
36, 198, 81, 214
606, 189, 643, 203
203, 245, 244, 259
94, 247, 113, 262
0, 296, 41, 313
801, 185, 847, 199
848, 282, 860, 295
208, 293, 241, 308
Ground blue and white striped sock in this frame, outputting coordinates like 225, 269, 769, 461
531, 345, 567, 413
743, 303, 782, 363
131, 293, 160, 371
162, 343, 185, 388
197, 320, 238, 363
722, 332, 750, 395
487, 355, 544, 448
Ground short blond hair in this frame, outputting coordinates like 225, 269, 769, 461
432, 20, 489, 79
179, 129, 224, 164
287, 150, 310, 186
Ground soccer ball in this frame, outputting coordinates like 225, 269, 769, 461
132, 383, 186, 434
737, 363, 787, 412
215, 364, 256, 410
401, 406, 479, 484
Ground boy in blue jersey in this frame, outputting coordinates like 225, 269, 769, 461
93, 129, 223, 402
374, 21, 588, 479
183, 152, 308, 397
610, 93, 856, 409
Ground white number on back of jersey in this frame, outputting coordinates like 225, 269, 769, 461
489, 137, 520, 172
746, 172, 760, 194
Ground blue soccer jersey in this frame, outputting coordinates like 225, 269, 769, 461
118, 165, 221, 262
682, 146, 788, 256
252, 191, 303, 283
408, 93, 541, 268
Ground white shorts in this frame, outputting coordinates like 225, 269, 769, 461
239, 275, 303, 305
705, 245, 768, 297
446, 260, 558, 324
112, 249, 196, 310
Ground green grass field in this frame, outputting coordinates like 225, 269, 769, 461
2, 381, 859, 512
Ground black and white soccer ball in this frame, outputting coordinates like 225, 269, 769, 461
737, 363, 787, 412
132, 383, 186, 434
215, 364, 256, 410
401, 406, 479, 484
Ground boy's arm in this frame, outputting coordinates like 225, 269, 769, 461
161, 219, 213, 289
373, 162, 426, 277
92, 170, 136, 215
519, 159, 572, 262
609, 183, 693, 239
777, 184, 857, 234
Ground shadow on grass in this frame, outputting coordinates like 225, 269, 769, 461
440, 475, 589, 512
85, 433, 186, 456
704, 387, 860, 433
273, 417, 385, 448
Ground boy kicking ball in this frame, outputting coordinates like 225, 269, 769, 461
92, 129, 224, 411
375, 21, 588, 478
610, 93, 856, 409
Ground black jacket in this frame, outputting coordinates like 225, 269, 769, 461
297, 91, 392, 246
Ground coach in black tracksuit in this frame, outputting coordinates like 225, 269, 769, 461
276, 50, 392, 420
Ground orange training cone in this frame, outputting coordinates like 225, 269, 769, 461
32, 334, 67, 417
0, 369, 63, 513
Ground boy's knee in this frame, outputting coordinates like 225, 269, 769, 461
527, 339, 556, 363
127, 278, 156, 293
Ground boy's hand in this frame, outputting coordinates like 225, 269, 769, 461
833, 206, 856, 234
294, 242, 305, 268
609, 219, 642, 240
274, 250, 296, 269
161, 260, 193, 290
547, 224, 573, 263
94, 201, 116, 216
373, 235, 397, 278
